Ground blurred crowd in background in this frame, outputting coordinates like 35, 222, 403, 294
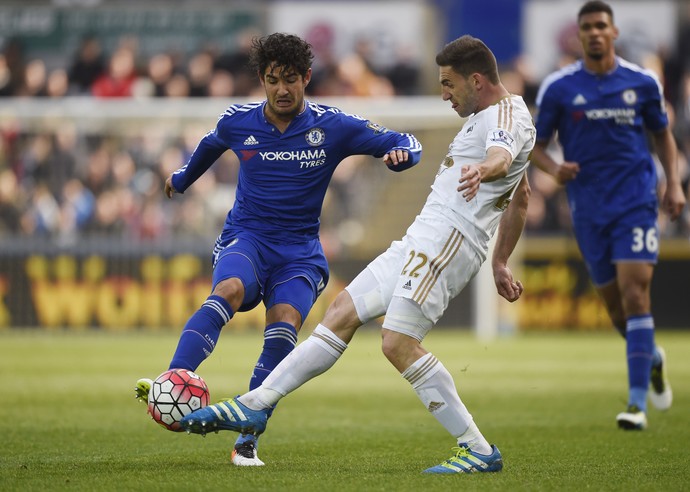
0, 28, 422, 99
1, 14, 689, 253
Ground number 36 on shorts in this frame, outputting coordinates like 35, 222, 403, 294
631, 226, 658, 253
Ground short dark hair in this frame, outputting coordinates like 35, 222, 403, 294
435, 35, 499, 85
578, 1, 614, 22
249, 33, 314, 78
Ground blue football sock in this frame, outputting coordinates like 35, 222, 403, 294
250, 321, 298, 390
235, 433, 257, 445
234, 322, 297, 446
168, 295, 233, 371
626, 314, 655, 412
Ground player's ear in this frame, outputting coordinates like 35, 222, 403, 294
304, 67, 313, 86
472, 73, 482, 89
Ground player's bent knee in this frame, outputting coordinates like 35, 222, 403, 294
211, 277, 245, 306
329, 290, 356, 315
380, 329, 424, 371
266, 303, 302, 329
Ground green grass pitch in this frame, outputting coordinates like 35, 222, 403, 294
1, 328, 689, 491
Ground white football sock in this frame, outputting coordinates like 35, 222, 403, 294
456, 421, 492, 455
239, 324, 347, 410
402, 352, 491, 455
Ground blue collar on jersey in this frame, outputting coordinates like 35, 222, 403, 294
581, 56, 619, 77
260, 100, 308, 125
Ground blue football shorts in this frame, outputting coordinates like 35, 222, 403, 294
572, 203, 659, 286
210, 230, 329, 323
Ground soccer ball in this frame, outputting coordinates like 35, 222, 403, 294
147, 369, 210, 432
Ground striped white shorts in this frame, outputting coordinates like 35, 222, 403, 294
346, 214, 482, 341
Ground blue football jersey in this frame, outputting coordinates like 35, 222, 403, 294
535, 58, 668, 222
171, 100, 422, 242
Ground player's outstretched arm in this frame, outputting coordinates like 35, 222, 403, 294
167, 132, 229, 195
492, 173, 530, 302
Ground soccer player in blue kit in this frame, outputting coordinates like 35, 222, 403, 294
531, 1, 686, 430
135, 32, 422, 464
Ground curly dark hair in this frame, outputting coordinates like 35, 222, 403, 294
249, 33, 314, 78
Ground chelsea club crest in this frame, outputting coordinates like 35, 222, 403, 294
622, 89, 637, 105
305, 128, 325, 146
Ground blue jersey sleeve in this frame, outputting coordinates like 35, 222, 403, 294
337, 115, 422, 172
640, 76, 668, 133
171, 129, 228, 193
534, 83, 563, 144
385, 133, 423, 171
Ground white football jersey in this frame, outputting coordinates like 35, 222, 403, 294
421, 94, 535, 257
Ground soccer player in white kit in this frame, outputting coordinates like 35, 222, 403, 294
181, 35, 536, 474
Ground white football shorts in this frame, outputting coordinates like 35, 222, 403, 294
345, 214, 483, 341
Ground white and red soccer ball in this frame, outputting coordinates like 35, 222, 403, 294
148, 368, 210, 432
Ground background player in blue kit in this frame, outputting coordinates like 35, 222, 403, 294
135, 32, 422, 464
531, 1, 686, 430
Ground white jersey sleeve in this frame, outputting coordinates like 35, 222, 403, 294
423, 95, 535, 257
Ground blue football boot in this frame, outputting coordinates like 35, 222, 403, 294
180, 396, 269, 436
423, 444, 503, 474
